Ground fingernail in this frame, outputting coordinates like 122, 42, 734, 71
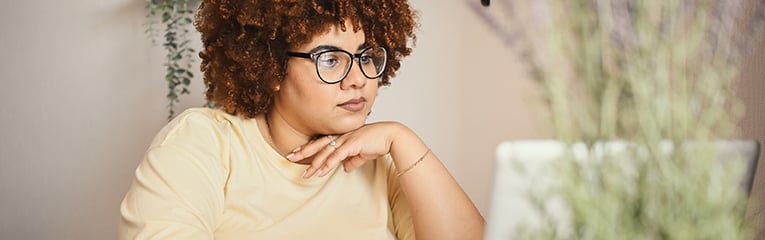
316, 168, 324, 177
285, 153, 294, 160
302, 169, 309, 178
291, 146, 302, 152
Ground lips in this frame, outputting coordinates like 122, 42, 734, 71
337, 97, 367, 112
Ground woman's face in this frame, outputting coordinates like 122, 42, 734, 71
273, 22, 379, 136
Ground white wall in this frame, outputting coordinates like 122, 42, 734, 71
0, 1, 552, 239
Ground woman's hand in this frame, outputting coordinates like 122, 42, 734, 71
285, 121, 405, 178
287, 121, 485, 239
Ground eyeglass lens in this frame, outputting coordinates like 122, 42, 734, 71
315, 47, 386, 83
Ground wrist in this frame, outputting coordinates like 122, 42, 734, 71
386, 123, 428, 169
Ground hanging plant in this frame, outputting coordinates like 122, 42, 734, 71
145, 0, 200, 120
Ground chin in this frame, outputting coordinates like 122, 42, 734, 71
332, 115, 368, 133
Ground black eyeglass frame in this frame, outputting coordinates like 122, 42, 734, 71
285, 46, 388, 84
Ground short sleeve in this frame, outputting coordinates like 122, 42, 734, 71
118, 110, 230, 240
386, 156, 416, 240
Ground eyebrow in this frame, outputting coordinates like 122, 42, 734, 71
307, 43, 369, 53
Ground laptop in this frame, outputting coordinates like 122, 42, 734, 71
483, 139, 761, 240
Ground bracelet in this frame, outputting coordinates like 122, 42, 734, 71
396, 148, 431, 177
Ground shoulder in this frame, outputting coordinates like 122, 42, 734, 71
150, 108, 243, 147
140, 108, 246, 176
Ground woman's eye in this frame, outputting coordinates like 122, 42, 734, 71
317, 53, 341, 69
359, 55, 372, 65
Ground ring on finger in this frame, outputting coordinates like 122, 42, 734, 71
327, 135, 337, 148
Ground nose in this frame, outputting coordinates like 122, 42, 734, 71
340, 61, 367, 90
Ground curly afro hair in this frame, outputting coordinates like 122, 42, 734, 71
195, 0, 418, 118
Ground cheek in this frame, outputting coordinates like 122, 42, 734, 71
365, 81, 380, 103
283, 68, 327, 101
281, 78, 339, 111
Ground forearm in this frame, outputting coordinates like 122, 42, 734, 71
389, 124, 485, 240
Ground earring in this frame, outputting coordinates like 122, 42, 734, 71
274, 86, 280, 91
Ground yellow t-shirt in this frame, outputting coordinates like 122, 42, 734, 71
119, 108, 415, 240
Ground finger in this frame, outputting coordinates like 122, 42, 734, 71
287, 137, 331, 162
318, 146, 356, 177
303, 143, 338, 178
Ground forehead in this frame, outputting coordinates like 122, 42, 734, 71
296, 22, 367, 51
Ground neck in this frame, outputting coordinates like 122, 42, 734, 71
262, 109, 314, 163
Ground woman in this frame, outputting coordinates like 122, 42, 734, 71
119, 0, 484, 239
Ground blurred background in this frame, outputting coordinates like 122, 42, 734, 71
0, 0, 762, 239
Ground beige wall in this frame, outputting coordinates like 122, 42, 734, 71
369, 1, 548, 217
0, 0, 761, 239
0, 1, 175, 239
739, 34, 765, 238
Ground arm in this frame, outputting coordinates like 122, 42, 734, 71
386, 124, 485, 240
287, 122, 485, 239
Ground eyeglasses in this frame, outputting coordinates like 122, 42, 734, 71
286, 46, 388, 84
